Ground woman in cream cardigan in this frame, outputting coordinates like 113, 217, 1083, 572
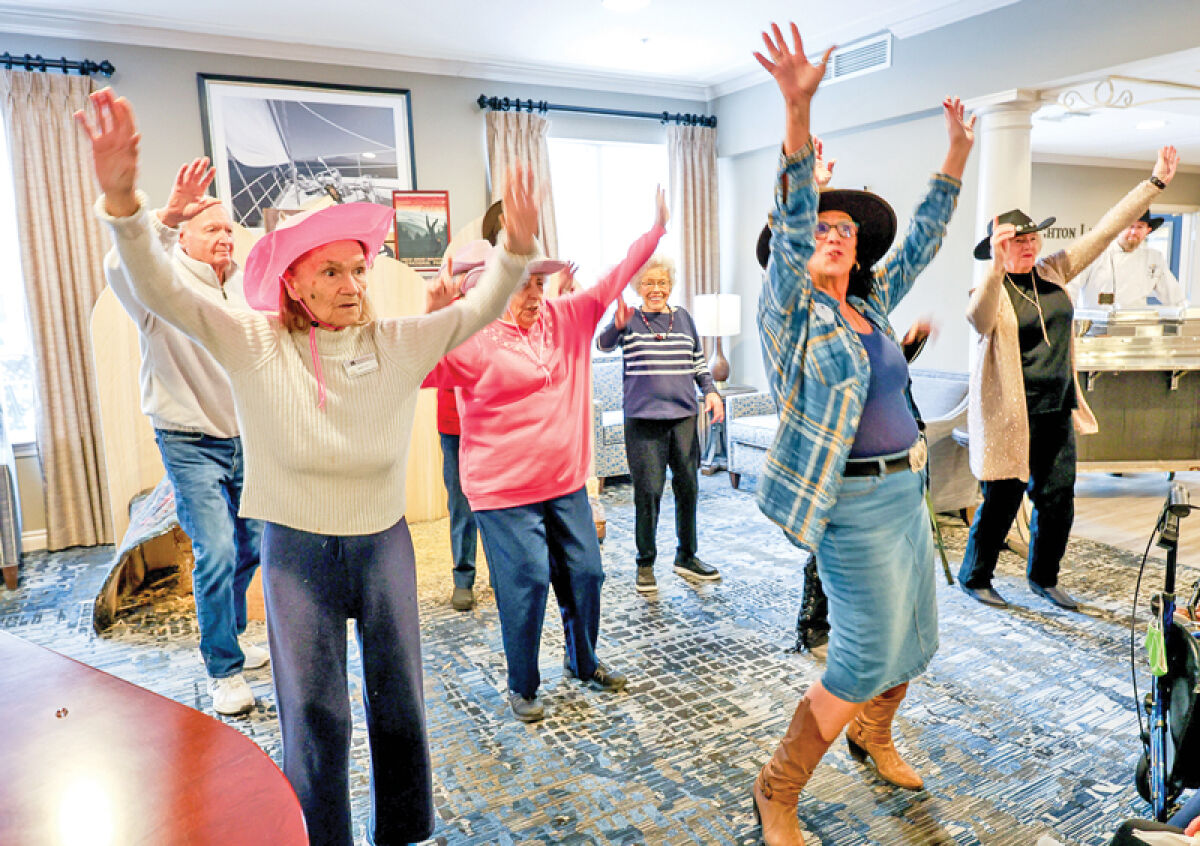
958, 145, 1179, 611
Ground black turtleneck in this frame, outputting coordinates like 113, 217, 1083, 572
1003, 270, 1076, 414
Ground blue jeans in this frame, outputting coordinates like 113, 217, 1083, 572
261, 518, 433, 846
474, 486, 604, 698
154, 429, 262, 679
439, 433, 478, 589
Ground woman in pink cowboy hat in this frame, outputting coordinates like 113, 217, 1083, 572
78, 87, 540, 846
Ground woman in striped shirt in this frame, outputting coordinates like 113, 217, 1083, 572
596, 258, 724, 593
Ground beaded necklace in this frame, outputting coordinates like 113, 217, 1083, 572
638, 306, 674, 341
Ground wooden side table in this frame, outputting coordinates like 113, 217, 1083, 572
700, 384, 758, 475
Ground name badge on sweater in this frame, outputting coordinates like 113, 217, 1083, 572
343, 354, 379, 378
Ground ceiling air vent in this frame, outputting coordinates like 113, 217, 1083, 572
821, 33, 892, 85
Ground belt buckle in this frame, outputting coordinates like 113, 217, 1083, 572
908, 437, 928, 473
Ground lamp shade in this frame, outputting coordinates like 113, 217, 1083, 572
691, 293, 742, 337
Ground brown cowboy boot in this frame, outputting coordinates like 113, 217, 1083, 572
752, 695, 836, 846
845, 682, 924, 790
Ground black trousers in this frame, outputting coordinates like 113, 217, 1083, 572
958, 409, 1076, 589
624, 415, 700, 567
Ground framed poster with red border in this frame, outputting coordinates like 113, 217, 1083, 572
392, 190, 451, 270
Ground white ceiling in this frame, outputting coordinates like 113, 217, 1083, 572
1032, 49, 1200, 173
0, 0, 1020, 100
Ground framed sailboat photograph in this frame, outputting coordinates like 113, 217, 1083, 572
198, 74, 416, 232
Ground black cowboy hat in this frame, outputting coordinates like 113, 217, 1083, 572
973, 209, 1056, 260
1137, 209, 1165, 232
756, 188, 897, 271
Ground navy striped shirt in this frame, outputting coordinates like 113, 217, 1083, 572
596, 306, 717, 419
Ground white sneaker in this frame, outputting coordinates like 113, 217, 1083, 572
239, 638, 270, 670
208, 673, 255, 715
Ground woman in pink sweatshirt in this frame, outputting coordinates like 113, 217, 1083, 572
425, 187, 667, 722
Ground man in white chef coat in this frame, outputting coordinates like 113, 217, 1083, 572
1071, 210, 1186, 309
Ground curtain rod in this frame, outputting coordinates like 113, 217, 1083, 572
0, 52, 115, 77
477, 94, 716, 128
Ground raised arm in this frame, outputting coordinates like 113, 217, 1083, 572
562, 187, 667, 329
595, 299, 632, 352
384, 163, 538, 376
871, 97, 972, 313
1058, 146, 1178, 281
78, 89, 271, 372
966, 219, 1014, 337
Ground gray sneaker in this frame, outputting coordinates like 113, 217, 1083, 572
674, 557, 721, 582
451, 586, 474, 611
563, 657, 628, 692
636, 566, 657, 593
508, 691, 544, 723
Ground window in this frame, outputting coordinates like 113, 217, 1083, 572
0, 116, 38, 444
548, 137, 674, 327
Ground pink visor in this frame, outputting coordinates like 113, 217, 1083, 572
448, 240, 492, 277
243, 203, 395, 312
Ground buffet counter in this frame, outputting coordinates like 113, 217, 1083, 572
1074, 307, 1200, 472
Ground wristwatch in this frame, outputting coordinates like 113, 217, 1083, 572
1150, 175, 1167, 190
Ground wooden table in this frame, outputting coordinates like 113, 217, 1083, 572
0, 632, 307, 845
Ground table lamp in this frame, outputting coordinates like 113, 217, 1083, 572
691, 293, 742, 386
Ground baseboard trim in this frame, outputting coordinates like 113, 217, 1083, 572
21, 529, 46, 552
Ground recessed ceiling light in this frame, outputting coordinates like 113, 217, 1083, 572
361, 151, 377, 159
602, 0, 650, 11
1136, 119, 1168, 131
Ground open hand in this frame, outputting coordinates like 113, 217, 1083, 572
1153, 145, 1179, 186
614, 298, 633, 330
654, 185, 669, 230
990, 217, 1016, 271
943, 96, 976, 152
424, 266, 463, 313
753, 23, 833, 108
704, 392, 725, 424
555, 261, 579, 295
502, 163, 539, 256
813, 135, 836, 188
160, 157, 221, 228
73, 87, 141, 217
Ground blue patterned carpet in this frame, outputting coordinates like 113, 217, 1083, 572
2, 473, 1194, 845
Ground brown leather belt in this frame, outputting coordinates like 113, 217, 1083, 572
843, 454, 911, 477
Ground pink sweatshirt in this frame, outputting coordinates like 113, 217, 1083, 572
424, 224, 664, 510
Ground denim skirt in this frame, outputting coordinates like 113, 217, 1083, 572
816, 466, 939, 703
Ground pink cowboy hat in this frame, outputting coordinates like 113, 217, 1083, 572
448, 239, 493, 277
243, 202, 394, 312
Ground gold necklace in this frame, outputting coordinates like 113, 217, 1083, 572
1005, 272, 1051, 347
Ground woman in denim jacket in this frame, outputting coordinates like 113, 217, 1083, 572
748, 23, 975, 846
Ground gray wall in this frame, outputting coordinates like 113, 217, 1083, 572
3, 31, 705, 539
713, 0, 1200, 389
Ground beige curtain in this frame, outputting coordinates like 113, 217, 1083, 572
1, 71, 112, 548
485, 110, 558, 258
667, 123, 721, 314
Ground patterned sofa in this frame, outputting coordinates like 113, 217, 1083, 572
592, 354, 629, 481
727, 368, 980, 515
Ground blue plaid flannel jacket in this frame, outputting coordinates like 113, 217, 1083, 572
757, 140, 961, 553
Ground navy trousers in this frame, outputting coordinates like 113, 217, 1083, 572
959, 410, 1076, 589
439, 433, 478, 590
261, 518, 433, 846
474, 486, 605, 698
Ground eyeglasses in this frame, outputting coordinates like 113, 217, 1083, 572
640, 278, 671, 289
815, 221, 859, 240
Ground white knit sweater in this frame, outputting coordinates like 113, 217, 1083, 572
97, 194, 530, 535
103, 212, 248, 438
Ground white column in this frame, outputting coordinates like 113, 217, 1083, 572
969, 90, 1041, 285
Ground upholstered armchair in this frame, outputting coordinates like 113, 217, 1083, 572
592, 355, 628, 482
